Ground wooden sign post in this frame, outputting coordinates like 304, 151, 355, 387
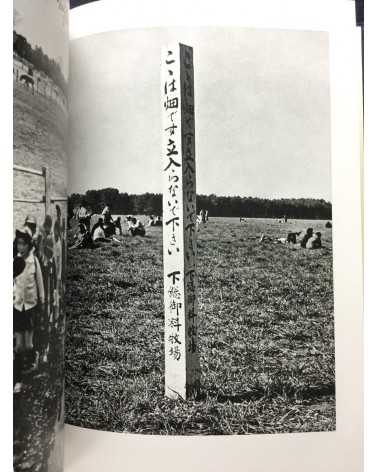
162, 43, 200, 400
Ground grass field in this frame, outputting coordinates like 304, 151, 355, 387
65, 216, 335, 435
13, 337, 64, 472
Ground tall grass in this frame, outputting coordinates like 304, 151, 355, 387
65, 217, 335, 434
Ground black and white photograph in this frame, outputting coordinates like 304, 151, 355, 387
64, 26, 335, 436
13, 1, 69, 470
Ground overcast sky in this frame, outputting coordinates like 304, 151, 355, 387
14, 0, 69, 80
69, 27, 331, 200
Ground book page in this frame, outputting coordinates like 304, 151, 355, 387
65, 1, 362, 471
13, 1, 69, 471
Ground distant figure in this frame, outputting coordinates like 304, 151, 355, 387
77, 201, 92, 232
199, 209, 205, 224
91, 217, 104, 239
91, 218, 120, 243
205, 210, 209, 222
284, 215, 288, 223
102, 203, 117, 237
154, 216, 163, 227
306, 231, 322, 249
240, 217, 246, 223
70, 224, 94, 249
101, 203, 112, 226
300, 228, 314, 248
125, 215, 133, 229
147, 215, 155, 227
259, 233, 272, 243
325, 221, 332, 228
92, 220, 111, 242
287, 231, 301, 244
129, 217, 146, 237
114, 216, 123, 235
259, 233, 274, 243
196, 211, 207, 231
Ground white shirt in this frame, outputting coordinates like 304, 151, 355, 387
77, 206, 90, 219
14, 253, 45, 311
93, 226, 105, 240
130, 220, 144, 230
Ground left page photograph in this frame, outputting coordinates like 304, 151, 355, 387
13, 1, 69, 471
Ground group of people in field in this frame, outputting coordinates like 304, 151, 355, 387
147, 215, 163, 227
260, 227, 323, 249
70, 202, 148, 249
285, 228, 322, 249
71, 201, 326, 252
13, 206, 66, 394
70, 202, 212, 249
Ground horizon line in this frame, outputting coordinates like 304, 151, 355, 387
68, 190, 332, 204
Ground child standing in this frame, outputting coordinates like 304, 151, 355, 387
13, 228, 45, 393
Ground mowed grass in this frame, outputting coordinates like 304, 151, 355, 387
65, 217, 335, 434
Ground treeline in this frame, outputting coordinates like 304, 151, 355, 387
69, 188, 332, 220
13, 31, 68, 95
69, 189, 162, 217
197, 195, 332, 219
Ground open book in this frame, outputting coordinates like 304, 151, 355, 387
13, 1, 363, 471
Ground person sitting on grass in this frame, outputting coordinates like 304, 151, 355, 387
90, 217, 103, 239
129, 217, 146, 237
147, 215, 155, 227
102, 203, 117, 237
77, 201, 92, 232
13, 227, 45, 394
300, 228, 314, 248
70, 223, 94, 249
125, 215, 133, 229
91, 217, 121, 243
306, 231, 322, 249
114, 216, 123, 235
286, 231, 301, 244
101, 203, 112, 224
92, 219, 112, 242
